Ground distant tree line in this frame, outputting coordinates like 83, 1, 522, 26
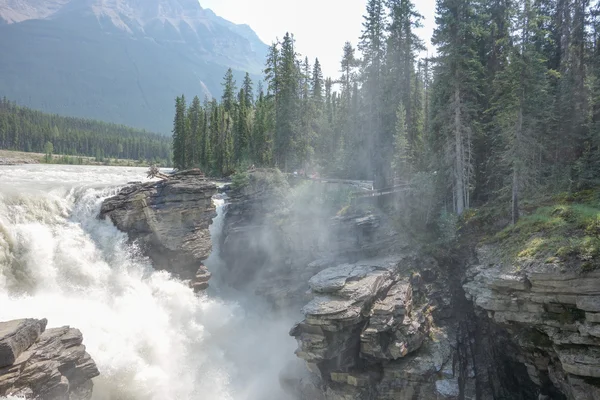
178, 0, 600, 225
0, 97, 172, 165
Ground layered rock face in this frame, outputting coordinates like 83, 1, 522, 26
464, 245, 600, 399
0, 319, 99, 399
288, 256, 472, 400
100, 170, 218, 285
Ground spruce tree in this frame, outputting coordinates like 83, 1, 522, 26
385, 0, 424, 152
311, 58, 324, 104
172, 95, 188, 170
275, 32, 300, 170
243, 73, 254, 106
432, 0, 484, 215
221, 68, 237, 113
359, 0, 387, 190
188, 96, 202, 167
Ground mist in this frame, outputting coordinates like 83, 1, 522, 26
0, 166, 300, 400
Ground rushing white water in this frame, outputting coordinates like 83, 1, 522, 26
0, 165, 295, 400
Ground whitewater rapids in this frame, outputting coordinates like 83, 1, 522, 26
0, 165, 295, 400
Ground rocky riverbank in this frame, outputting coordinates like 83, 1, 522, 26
0, 319, 99, 399
0, 151, 39, 165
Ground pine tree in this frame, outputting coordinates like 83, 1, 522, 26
188, 96, 202, 167
243, 73, 254, 106
340, 42, 358, 103
491, 0, 550, 223
359, 0, 388, 190
221, 68, 237, 113
172, 95, 188, 170
311, 58, 324, 104
432, 0, 484, 215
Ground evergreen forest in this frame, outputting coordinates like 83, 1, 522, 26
172, 0, 600, 224
0, 97, 172, 165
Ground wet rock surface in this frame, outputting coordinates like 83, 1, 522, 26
0, 319, 99, 400
99, 169, 218, 280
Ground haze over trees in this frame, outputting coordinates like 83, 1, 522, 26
172, 0, 600, 224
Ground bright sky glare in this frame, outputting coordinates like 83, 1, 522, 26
200, 0, 437, 79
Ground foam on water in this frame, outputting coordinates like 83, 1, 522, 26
0, 165, 295, 400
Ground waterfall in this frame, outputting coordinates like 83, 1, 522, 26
0, 165, 294, 400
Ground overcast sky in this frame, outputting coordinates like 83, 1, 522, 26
201, 0, 437, 78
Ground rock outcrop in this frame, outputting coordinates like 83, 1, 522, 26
100, 170, 218, 283
288, 256, 472, 400
464, 245, 600, 399
0, 318, 99, 400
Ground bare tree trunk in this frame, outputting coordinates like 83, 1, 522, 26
513, 96, 523, 225
454, 85, 465, 216
512, 100, 522, 225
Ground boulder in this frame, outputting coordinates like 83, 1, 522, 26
0, 319, 99, 400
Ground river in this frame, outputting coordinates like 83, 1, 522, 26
0, 165, 296, 400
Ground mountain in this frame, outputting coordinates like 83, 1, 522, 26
0, 0, 268, 133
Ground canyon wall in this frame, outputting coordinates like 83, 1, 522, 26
100, 169, 600, 399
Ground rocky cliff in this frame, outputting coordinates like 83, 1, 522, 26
464, 245, 600, 399
224, 173, 600, 399
0, 318, 99, 399
98, 168, 600, 398
99, 170, 218, 288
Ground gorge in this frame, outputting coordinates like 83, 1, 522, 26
1, 165, 599, 399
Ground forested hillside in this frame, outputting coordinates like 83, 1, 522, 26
0, 98, 172, 164
172, 0, 600, 225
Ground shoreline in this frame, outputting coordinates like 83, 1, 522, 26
0, 149, 159, 168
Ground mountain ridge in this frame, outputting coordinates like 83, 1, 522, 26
0, 0, 267, 133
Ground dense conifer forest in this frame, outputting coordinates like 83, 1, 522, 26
0, 97, 172, 165
172, 0, 600, 225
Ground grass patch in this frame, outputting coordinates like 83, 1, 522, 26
488, 188, 600, 271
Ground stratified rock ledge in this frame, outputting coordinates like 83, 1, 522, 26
0, 318, 99, 400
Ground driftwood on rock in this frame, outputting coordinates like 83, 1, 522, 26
147, 165, 170, 180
